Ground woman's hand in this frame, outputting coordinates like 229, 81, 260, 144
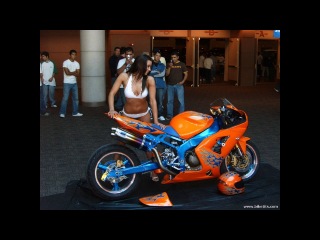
107, 110, 119, 118
154, 121, 166, 130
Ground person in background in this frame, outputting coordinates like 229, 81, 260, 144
261, 53, 269, 80
257, 52, 263, 81
152, 48, 167, 120
165, 51, 188, 120
203, 52, 213, 84
217, 54, 225, 75
119, 47, 126, 59
107, 54, 165, 181
59, 49, 83, 118
210, 51, 217, 82
40, 52, 49, 116
41, 51, 58, 108
109, 47, 121, 86
114, 47, 134, 111
149, 49, 166, 121
152, 48, 166, 66
199, 51, 205, 83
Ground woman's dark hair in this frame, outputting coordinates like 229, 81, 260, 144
127, 54, 152, 92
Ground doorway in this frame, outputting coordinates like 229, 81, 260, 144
198, 38, 227, 85
257, 39, 279, 83
152, 37, 186, 63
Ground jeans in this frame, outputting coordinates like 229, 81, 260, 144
204, 68, 211, 83
40, 85, 47, 114
211, 67, 216, 80
156, 87, 166, 116
262, 66, 269, 77
166, 84, 184, 118
59, 83, 80, 115
43, 84, 56, 106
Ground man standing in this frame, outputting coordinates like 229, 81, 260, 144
40, 52, 49, 116
59, 49, 83, 118
165, 51, 188, 120
41, 51, 58, 108
115, 47, 135, 111
149, 49, 166, 121
109, 47, 120, 86
203, 52, 213, 84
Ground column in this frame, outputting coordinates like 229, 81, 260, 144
80, 30, 106, 107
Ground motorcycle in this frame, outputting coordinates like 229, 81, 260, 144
86, 98, 260, 201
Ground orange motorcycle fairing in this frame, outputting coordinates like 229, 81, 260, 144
161, 148, 223, 184
170, 111, 214, 140
161, 123, 249, 184
237, 136, 251, 153
139, 192, 173, 206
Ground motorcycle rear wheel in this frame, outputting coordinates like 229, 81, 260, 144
86, 144, 141, 200
220, 140, 260, 182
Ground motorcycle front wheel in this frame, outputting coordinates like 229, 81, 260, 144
86, 144, 141, 201
220, 140, 260, 182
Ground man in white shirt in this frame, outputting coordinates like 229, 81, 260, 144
115, 47, 135, 111
59, 49, 83, 118
40, 52, 49, 116
204, 53, 213, 84
199, 52, 205, 82
41, 51, 57, 108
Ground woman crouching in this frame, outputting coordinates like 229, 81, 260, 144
107, 54, 165, 181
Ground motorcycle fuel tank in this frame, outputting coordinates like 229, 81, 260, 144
170, 111, 213, 139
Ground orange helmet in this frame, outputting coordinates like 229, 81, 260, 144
217, 171, 245, 195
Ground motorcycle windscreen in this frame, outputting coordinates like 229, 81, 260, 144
139, 192, 173, 206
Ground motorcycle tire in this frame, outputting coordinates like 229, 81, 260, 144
86, 144, 142, 201
220, 140, 260, 182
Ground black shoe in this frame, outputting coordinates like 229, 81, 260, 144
165, 117, 172, 121
40, 112, 50, 116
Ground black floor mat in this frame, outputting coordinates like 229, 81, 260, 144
40, 163, 280, 210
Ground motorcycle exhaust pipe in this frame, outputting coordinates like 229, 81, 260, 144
111, 127, 177, 176
111, 127, 148, 150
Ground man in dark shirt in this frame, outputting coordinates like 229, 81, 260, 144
165, 51, 188, 120
109, 47, 121, 85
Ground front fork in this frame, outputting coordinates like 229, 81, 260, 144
229, 137, 250, 168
